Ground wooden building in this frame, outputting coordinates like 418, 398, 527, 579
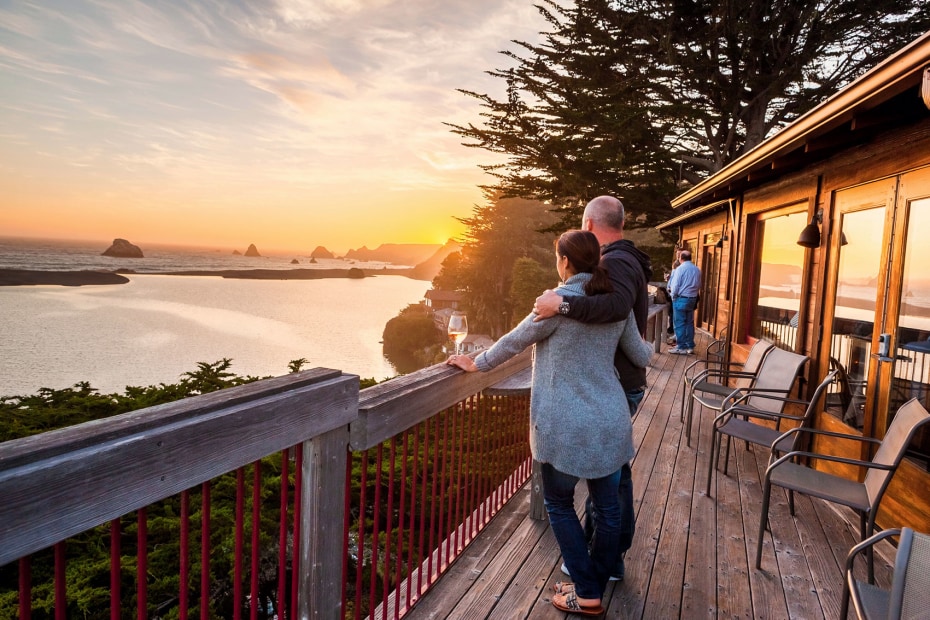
658, 30, 930, 532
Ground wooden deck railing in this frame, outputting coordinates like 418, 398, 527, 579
0, 352, 530, 619
0, 307, 665, 619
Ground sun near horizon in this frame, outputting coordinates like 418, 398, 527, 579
0, 1, 543, 261
1, 178, 472, 257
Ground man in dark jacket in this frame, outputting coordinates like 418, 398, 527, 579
533, 194, 652, 583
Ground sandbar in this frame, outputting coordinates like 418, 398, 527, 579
0, 267, 419, 287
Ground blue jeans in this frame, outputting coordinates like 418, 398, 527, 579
583, 388, 643, 574
672, 296, 698, 349
542, 463, 622, 599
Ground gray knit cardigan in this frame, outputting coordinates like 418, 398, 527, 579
474, 273, 654, 479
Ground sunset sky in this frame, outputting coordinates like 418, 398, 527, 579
0, 0, 546, 255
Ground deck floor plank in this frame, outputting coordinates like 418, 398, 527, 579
406, 333, 895, 619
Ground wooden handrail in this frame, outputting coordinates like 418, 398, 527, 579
0, 368, 358, 567
0, 357, 534, 617
351, 351, 532, 450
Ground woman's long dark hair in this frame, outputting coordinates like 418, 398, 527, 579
555, 230, 613, 295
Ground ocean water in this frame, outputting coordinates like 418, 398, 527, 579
0, 236, 398, 272
0, 238, 429, 396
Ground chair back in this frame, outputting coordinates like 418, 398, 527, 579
783, 368, 840, 437
827, 356, 853, 413
864, 399, 930, 506
705, 325, 730, 367
732, 339, 776, 392
897, 529, 930, 619
742, 347, 809, 413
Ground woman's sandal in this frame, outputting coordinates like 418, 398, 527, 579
550, 581, 575, 594
551, 590, 604, 616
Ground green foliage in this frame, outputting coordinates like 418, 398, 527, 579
0, 359, 381, 619
450, 0, 930, 230
287, 358, 310, 373
0, 359, 259, 443
509, 257, 556, 325
381, 304, 445, 373
434, 193, 558, 337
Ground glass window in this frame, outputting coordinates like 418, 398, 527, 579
826, 207, 885, 428
892, 197, 930, 459
750, 211, 808, 350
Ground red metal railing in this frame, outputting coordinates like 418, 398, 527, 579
344, 390, 531, 619
5, 450, 302, 619
0, 364, 532, 618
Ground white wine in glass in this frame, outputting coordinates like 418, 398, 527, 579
448, 313, 468, 355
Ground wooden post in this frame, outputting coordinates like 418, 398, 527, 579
530, 460, 546, 521
297, 425, 350, 620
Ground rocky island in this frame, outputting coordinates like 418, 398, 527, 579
101, 238, 144, 258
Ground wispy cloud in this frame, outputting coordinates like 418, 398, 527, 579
0, 0, 545, 249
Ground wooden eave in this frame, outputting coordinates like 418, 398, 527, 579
655, 198, 732, 230
668, 29, 930, 215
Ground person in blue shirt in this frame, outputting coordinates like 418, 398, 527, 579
667, 250, 702, 354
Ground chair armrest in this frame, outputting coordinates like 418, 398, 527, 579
723, 387, 792, 409
714, 397, 809, 426
726, 390, 801, 408
766, 448, 893, 472
769, 426, 882, 448
845, 528, 902, 574
685, 362, 749, 383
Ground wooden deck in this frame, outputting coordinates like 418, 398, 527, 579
404, 332, 896, 619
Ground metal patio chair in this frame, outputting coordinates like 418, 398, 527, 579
705, 367, 836, 495
841, 526, 930, 620
756, 398, 930, 576
681, 338, 775, 447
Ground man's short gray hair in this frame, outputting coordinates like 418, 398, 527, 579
583, 195, 625, 231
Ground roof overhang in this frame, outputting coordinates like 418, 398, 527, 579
656, 198, 733, 230
669, 29, 930, 214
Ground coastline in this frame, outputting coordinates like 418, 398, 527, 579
0, 267, 422, 287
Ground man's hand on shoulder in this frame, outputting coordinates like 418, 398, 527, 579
533, 289, 562, 322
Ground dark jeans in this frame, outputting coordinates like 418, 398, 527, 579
672, 295, 698, 349
542, 462, 622, 599
582, 388, 644, 576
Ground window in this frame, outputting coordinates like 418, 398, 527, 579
748, 210, 808, 350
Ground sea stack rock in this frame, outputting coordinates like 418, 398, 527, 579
102, 238, 144, 258
290, 258, 299, 264
244, 243, 261, 257
311, 246, 334, 259
232, 249, 242, 255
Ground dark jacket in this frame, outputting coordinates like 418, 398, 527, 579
562, 239, 653, 391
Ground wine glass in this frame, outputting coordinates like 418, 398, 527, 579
448, 312, 468, 356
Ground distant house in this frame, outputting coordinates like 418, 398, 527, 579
432, 307, 455, 332
443, 334, 494, 356
424, 289, 462, 311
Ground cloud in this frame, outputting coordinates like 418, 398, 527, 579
0, 0, 548, 247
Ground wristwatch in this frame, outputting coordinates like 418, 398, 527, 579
558, 300, 570, 315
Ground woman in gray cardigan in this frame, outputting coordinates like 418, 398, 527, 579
448, 230, 653, 615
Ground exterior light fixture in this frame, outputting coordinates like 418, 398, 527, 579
797, 209, 823, 248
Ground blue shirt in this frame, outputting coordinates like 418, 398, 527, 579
668, 260, 701, 298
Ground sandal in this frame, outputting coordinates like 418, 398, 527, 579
550, 581, 575, 594
551, 590, 604, 616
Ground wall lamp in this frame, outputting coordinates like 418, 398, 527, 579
797, 209, 823, 248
